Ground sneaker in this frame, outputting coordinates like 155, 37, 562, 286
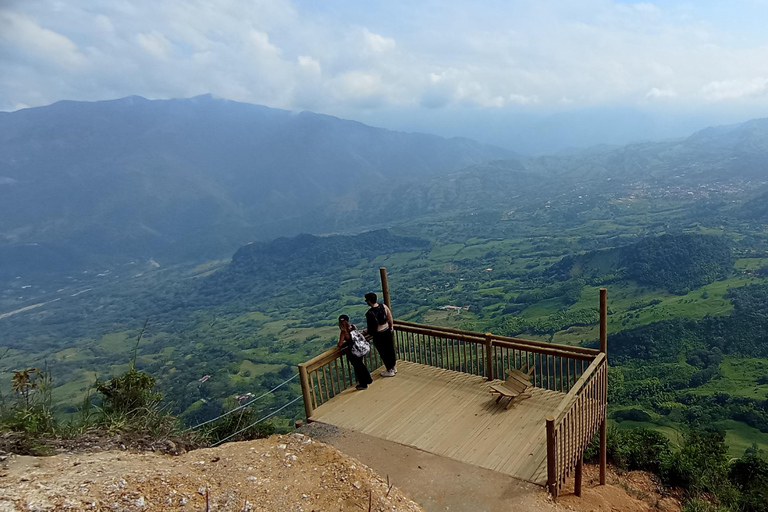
393, 366, 398, 374
355, 384, 368, 390
380, 370, 395, 377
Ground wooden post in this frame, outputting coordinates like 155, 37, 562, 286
575, 453, 583, 497
380, 267, 391, 311
599, 288, 607, 355
298, 364, 313, 420
599, 287, 607, 485
484, 333, 494, 380
546, 416, 557, 499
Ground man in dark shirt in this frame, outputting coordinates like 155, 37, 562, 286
363, 292, 397, 377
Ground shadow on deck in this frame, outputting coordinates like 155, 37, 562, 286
311, 360, 563, 484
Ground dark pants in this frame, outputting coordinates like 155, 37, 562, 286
373, 328, 397, 371
347, 352, 373, 386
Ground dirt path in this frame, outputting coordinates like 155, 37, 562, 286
0, 433, 424, 511
301, 422, 555, 512
301, 423, 683, 512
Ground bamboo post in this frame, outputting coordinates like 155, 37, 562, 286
546, 416, 557, 499
298, 363, 313, 420
485, 333, 494, 380
575, 453, 583, 497
599, 287, 607, 485
380, 267, 391, 311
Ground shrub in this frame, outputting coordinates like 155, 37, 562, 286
585, 426, 672, 473
728, 455, 768, 512
95, 368, 162, 415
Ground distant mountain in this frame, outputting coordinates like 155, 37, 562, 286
546, 234, 733, 294
198, 229, 430, 304
0, 95, 510, 275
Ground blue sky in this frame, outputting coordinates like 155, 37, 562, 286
2, 0, 768, 149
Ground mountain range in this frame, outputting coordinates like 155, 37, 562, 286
2, 95, 768, 277
0, 95, 509, 276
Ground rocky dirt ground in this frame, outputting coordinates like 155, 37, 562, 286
0, 433, 424, 511
0, 424, 684, 512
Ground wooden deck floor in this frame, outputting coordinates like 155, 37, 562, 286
310, 360, 565, 484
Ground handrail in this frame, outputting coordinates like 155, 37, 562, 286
552, 353, 605, 422
302, 346, 345, 372
397, 323, 595, 361
546, 353, 607, 498
394, 319, 600, 356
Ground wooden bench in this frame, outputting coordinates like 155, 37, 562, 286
489, 365, 534, 409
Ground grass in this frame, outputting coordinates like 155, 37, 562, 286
734, 257, 768, 270
691, 357, 768, 399
612, 417, 768, 458
718, 420, 768, 457
98, 331, 134, 354
237, 361, 285, 378
612, 419, 682, 448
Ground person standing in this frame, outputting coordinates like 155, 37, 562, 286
362, 292, 397, 377
337, 314, 372, 390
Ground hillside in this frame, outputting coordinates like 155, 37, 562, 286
0, 95, 509, 276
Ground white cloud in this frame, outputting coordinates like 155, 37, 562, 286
701, 78, 768, 101
362, 29, 395, 53
646, 87, 677, 99
3, 0, 768, 117
508, 93, 539, 105
246, 30, 282, 60
298, 55, 321, 74
137, 31, 172, 60
0, 10, 86, 67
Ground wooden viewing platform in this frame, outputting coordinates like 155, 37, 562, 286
298, 268, 608, 499
311, 360, 563, 483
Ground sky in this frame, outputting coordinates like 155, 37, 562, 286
2, 0, 768, 151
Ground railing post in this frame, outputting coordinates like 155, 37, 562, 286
298, 363, 313, 420
380, 267, 391, 312
484, 333, 494, 380
546, 416, 557, 499
599, 287, 607, 485
599, 288, 607, 355
575, 453, 583, 497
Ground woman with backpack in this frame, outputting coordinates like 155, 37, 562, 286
337, 314, 373, 390
362, 292, 397, 377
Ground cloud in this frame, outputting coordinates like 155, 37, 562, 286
0, 10, 86, 67
3, 0, 768, 118
701, 78, 768, 101
508, 93, 539, 105
137, 31, 173, 60
297, 55, 321, 75
646, 87, 677, 99
362, 29, 396, 53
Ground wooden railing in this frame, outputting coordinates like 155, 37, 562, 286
546, 352, 607, 498
297, 343, 384, 419
393, 320, 598, 393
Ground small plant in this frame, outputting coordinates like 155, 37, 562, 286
1, 366, 55, 436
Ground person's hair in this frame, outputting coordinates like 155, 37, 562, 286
365, 292, 378, 304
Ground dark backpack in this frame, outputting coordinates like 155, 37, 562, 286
372, 304, 388, 325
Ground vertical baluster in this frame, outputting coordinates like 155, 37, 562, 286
314, 369, 324, 406
546, 354, 551, 391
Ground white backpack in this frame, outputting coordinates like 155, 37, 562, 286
350, 330, 370, 357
